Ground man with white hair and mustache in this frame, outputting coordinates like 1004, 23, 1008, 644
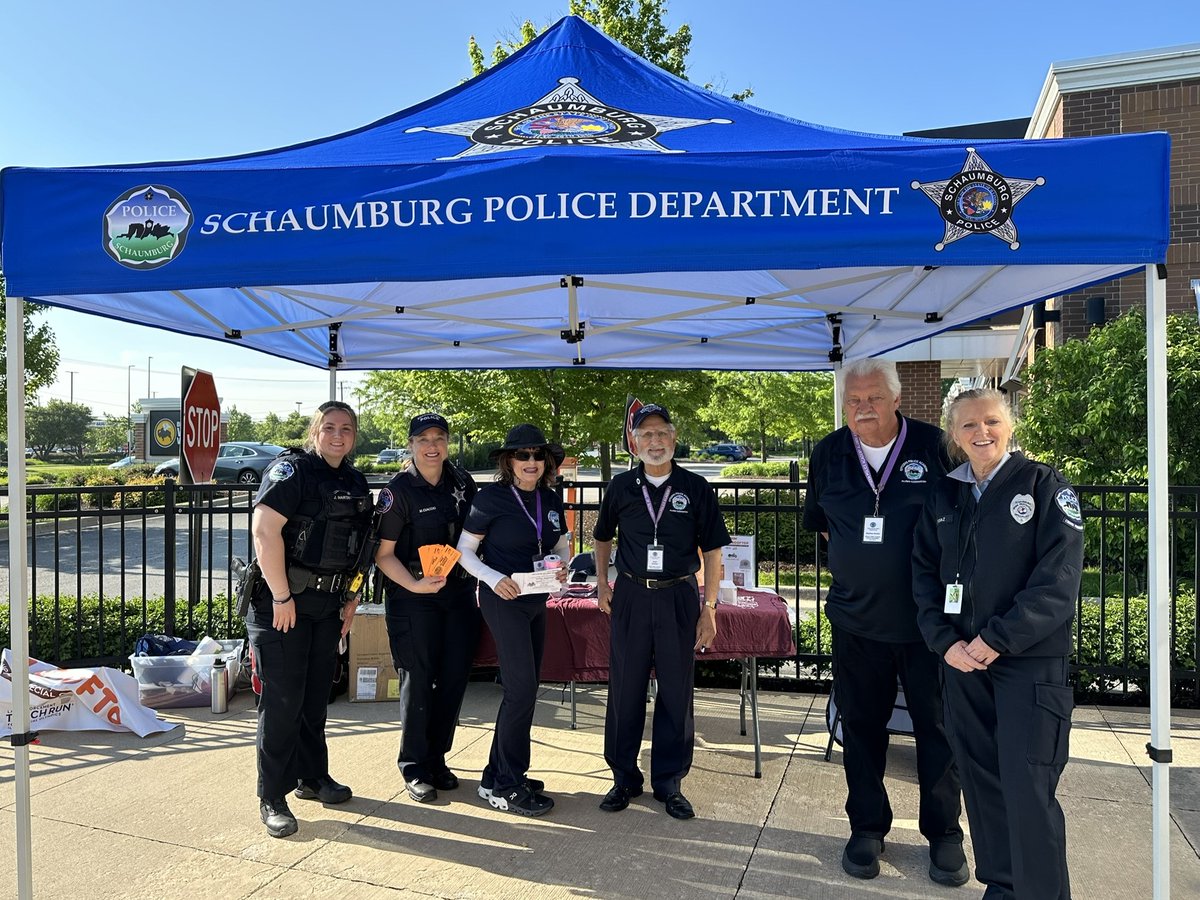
803, 360, 968, 887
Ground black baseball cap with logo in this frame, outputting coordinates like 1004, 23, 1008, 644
409, 413, 450, 437
631, 404, 671, 429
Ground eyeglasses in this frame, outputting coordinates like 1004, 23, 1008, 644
844, 395, 889, 408
635, 430, 673, 442
512, 449, 546, 462
317, 400, 354, 413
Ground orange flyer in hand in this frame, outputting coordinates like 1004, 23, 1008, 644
418, 543, 462, 577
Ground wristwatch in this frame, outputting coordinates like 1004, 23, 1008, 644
704, 597, 718, 610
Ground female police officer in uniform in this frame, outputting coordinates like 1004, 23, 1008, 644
456, 424, 569, 817
913, 388, 1083, 899
248, 400, 373, 838
374, 413, 479, 804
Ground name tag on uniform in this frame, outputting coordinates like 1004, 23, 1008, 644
646, 544, 665, 572
862, 516, 884, 544
944, 583, 964, 614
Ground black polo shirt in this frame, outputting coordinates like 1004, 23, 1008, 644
802, 414, 949, 642
593, 462, 731, 580
378, 461, 477, 594
464, 482, 567, 576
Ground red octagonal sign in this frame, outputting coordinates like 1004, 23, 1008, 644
182, 369, 220, 484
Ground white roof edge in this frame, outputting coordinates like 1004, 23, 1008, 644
1027, 43, 1200, 139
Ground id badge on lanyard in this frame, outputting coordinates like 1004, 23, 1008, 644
852, 419, 907, 546
642, 484, 672, 574
944, 582, 964, 614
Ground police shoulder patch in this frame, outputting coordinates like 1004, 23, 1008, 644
268, 461, 295, 482
378, 487, 394, 514
901, 459, 928, 482
670, 492, 690, 511
547, 510, 562, 531
1055, 487, 1082, 522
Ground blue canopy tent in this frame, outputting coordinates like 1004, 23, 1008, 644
0, 16, 1174, 897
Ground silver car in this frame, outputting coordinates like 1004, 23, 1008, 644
153, 442, 286, 485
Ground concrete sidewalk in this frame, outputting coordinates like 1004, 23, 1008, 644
2, 684, 1198, 898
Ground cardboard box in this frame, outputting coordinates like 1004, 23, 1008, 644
348, 606, 401, 702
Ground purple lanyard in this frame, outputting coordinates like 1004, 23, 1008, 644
510, 486, 544, 555
641, 484, 673, 544
851, 417, 908, 517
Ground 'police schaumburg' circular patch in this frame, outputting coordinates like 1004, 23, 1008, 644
1055, 487, 1082, 522
670, 493, 690, 511
268, 461, 295, 482
378, 488, 394, 514
547, 510, 562, 531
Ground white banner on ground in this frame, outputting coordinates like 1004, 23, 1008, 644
0, 649, 178, 738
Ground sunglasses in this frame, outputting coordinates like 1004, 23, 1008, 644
512, 449, 546, 462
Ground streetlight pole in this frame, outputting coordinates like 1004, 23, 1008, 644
66, 370, 77, 403
126, 364, 135, 455
147, 356, 152, 403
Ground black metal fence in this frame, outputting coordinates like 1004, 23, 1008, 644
3, 478, 1197, 703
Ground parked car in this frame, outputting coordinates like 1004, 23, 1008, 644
153, 442, 286, 484
375, 448, 411, 464
108, 455, 139, 469
701, 443, 750, 461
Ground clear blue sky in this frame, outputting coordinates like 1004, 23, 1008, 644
2, 0, 1194, 417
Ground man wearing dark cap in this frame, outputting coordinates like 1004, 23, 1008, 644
373, 413, 479, 803
593, 404, 731, 820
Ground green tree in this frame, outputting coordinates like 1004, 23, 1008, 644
225, 405, 256, 441
26, 400, 94, 459
701, 372, 834, 459
255, 411, 310, 447
89, 413, 132, 454
468, 1, 751, 100
0, 275, 61, 439
358, 368, 710, 478
1019, 311, 1200, 485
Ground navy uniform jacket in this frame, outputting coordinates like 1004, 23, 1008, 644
911, 452, 1084, 658
803, 415, 950, 643
378, 461, 477, 595
594, 461, 730, 579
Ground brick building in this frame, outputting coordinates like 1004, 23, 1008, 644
1028, 44, 1200, 347
885, 43, 1200, 425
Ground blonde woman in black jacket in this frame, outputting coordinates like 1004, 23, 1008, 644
912, 388, 1083, 900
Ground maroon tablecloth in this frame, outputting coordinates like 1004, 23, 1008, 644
473, 587, 796, 683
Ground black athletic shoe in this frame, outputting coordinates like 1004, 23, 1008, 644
294, 775, 352, 804
486, 783, 554, 817
929, 840, 969, 887
841, 834, 883, 879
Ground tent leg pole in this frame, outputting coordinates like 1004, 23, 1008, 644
1145, 263, 1171, 900
6, 295, 34, 900
329, 365, 337, 402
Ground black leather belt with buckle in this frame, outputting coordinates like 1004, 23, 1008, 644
622, 572, 691, 590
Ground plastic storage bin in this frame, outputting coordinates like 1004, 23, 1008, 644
130, 639, 244, 709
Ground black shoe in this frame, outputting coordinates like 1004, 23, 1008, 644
431, 770, 459, 791
841, 835, 884, 879
929, 840, 969, 887
652, 790, 695, 820
294, 774, 352, 804
599, 784, 643, 812
260, 797, 298, 838
487, 783, 554, 817
405, 778, 438, 803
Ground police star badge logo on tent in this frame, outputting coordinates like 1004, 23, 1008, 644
911, 148, 1044, 251
406, 77, 731, 160
1010, 493, 1035, 526
102, 184, 193, 270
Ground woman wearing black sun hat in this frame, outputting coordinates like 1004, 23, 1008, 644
456, 424, 570, 817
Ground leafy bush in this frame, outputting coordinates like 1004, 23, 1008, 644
0, 594, 246, 665
719, 489, 816, 564
721, 461, 793, 478
1074, 590, 1197, 703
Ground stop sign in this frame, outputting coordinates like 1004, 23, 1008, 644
181, 369, 220, 483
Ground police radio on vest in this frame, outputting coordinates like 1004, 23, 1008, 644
185, 406, 220, 447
